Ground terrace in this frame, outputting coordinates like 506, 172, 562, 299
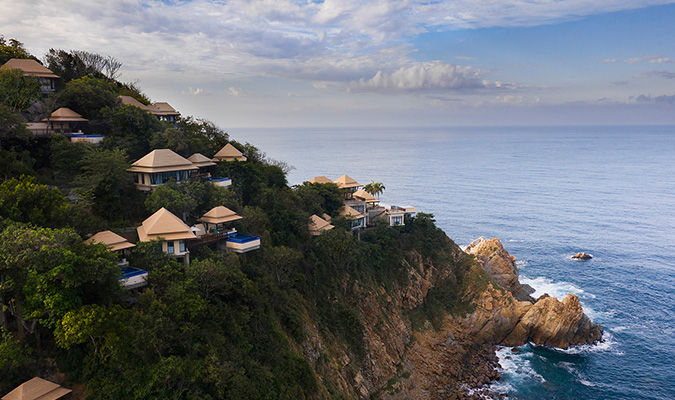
119, 266, 148, 290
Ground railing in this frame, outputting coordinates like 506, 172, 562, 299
187, 230, 236, 248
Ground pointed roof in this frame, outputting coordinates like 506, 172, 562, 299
213, 143, 247, 162
353, 189, 378, 203
150, 102, 179, 116
308, 176, 332, 184
188, 153, 216, 168
308, 214, 334, 236
334, 174, 362, 189
339, 205, 365, 220
137, 207, 197, 242
2, 377, 71, 400
127, 149, 198, 173
119, 95, 152, 111
2, 59, 59, 79
198, 206, 243, 224
86, 230, 135, 252
41, 108, 88, 122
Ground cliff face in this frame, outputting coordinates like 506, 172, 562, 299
301, 236, 602, 399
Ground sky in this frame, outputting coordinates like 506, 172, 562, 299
2, 0, 675, 127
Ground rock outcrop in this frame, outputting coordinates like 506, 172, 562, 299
572, 252, 593, 259
466, 237, 535, 302
465, 238, 602, 349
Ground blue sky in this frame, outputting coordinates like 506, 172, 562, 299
2, 0, 674, 127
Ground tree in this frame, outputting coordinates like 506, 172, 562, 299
101, 103, 165, 159
0, 36, 35, 65
0, 223, 120, 342
363, 180, 386, 199
151, 117, 229, 158
0, 105, 35, 180
44, 49, 122, 83
75, 147, 135, 220
295, 182, 343, 217
54, 76, 118, 121
0, 67, 41, 113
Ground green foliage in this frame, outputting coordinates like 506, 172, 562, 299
0, 104, 35, 180
363, 180, 385, 199
0, 36, 35, 65
0, 223, 120, 337
0, 175, 70, 228
101, 103, 165, 159
295, 182, 344, 217
0, 67, 41, 113
0, 327, 28, 370
151, 117, 229, 158
54, 76, 118, 121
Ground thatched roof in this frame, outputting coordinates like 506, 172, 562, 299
41, 108, 88, 122
353, 189, 378, 203
188, 153, 216, 168
127, 149, 198, 173
86, 230, 135, 252
339, 205, 365, 220
2, 59, 59, 78
308, 176, 332, 184
213, 143, 247, 162
308, 214, 334, 235
198, 206, 243, 224
137, 208, 196, 242
334, 174, 361, 189
2, 377, 71, 400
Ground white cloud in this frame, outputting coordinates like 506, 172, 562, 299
637, 70, 675, 79
623, 54, 662, 64
229, 87, 242, 96
189, 87, 204, 95
347, 62, 494, 93
650, 57, 674, 63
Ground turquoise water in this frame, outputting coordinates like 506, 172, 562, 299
235, 126, 675, 399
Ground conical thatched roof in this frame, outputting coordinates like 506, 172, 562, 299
188, 153, 216, 168
308, 214, 334, 235
41, 107, 88, 122
308, 176, 332, 184
128, 149, 198, 173
334, 174, 361, 189
213, 143, 247, 162
137, 208, 196, 242
2, 58, 59, 78
2, 377, 71, 400
198, 206, 243, 224
86, 230, 135, 252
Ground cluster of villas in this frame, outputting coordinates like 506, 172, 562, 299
306, 174, 416, 235
86, 143, 256, 290
1, 58, 180, 141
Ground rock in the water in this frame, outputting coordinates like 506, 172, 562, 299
572, 252, 593, 260
466, 237, 535, 302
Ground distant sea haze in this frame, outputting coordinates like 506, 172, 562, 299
237, 125, 675, 399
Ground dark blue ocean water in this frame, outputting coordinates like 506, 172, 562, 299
235, 126, 675, 400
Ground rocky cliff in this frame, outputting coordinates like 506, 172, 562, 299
301, 235, 602, 399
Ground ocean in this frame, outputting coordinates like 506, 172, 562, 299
235, 126, 675, 400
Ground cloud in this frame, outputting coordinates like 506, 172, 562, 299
650, 57, 674, 63
599, 59, 618, 63
623, 54, 662, 64
637, 70, 675, 79
635, 94, 675, 104
229, 87, 242, 96
189, 87, 204, 95
347, 61, 510, 93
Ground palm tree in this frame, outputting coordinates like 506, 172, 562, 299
364, 181, 385, 199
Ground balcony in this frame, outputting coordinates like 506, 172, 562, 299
226, 233, 261, 253
188, 229, 237, 248
119, 266, 148, 290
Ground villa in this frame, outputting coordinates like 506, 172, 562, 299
118, 95, 180, 123
212, 143, 247, 162
307, 176, 333, 184
137, 207, 196, 265
340, 205, 366, 230
85, 230, 147, 290
188, 153, 231, 188
2, 58, 59, 95
40, 107, 88, 135
127, 149, 198, 191
190, 206, 261, 253
308, 214, 334, 235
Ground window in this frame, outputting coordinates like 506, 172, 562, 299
167, 241, 174, 254
179, 241, 185, 253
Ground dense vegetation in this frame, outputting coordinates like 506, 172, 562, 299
0, 36, 475, 399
